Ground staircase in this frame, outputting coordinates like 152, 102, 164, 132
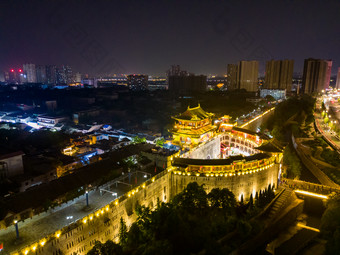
267, 188, 294, 222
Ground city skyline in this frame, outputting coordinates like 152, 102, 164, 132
1, 0, 340, 77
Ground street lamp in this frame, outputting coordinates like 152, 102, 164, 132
14, 220, 19, 239
85, 191, 89, 207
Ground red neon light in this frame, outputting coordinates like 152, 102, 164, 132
11, 69, 14, 72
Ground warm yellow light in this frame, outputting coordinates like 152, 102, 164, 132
128, 193, 131, 197
83, 218, 87, 224
24, 249, 29, 255
89, 215, 93, 221
55, 231, 61, 238
40, 239, 46, 247
142, 183, 146, 188
115, 200, 119, 206
14, 220, 18, 224
152, 178, 155, 182
295, 190, 328, 199
96, 212, 100, 217
31, 244, 37, 251
101, 209, 104, 214
105, 206, 109, 211
216, 83, 224, 88
196, 173, 200, 177
297, 223, 320, 232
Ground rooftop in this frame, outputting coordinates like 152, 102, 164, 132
172, 104, 214, 121
256, 139, 285, 153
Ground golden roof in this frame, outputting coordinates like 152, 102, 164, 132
172, 104, 214, 121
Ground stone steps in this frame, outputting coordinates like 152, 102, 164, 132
267, 188, 293, 220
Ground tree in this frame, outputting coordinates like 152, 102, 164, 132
321, 196, 340, 254
155, 138, 165, 147
119, 217, 128, 246
172, 182, 208, 212
248, 194, 254, 209
208, 188, 236, 213
126, 223, 144, 251
132, 136, 146, 144
265, 95, 275, 102
255, 192, 259, 207
283, 145, 302, 179
87, 240, 123, 255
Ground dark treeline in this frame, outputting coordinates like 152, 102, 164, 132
262, 95, 316, 179
264, 95, 316, 143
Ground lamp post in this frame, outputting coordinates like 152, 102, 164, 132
14, 220, 19, 239
85, 191, 89, 207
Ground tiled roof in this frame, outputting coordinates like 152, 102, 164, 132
172, 105, 214, 121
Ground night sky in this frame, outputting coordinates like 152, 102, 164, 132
1, 0, 340, 77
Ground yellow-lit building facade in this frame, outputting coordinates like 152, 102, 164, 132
171, 105, 216, 146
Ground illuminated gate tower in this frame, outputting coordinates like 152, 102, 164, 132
171, 104, 216, 146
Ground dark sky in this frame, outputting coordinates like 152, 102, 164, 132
1, 0, 340, 77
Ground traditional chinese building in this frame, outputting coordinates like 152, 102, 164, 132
171, 104, 216, 146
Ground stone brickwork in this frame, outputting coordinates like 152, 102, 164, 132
14, 162, 279, 255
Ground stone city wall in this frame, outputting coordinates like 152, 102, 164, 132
172, 164, 279, 201
12, 162, 279, 255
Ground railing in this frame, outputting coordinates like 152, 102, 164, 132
282, 178, 340, 195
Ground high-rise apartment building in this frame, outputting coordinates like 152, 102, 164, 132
166, 65, 188, 77
127, 74, 148, 90
265, 60, 294, 91
56, 65, 73, 84
46, 65, 57, 84
74, 72, 82, 83
64, 65, 73, 84
23, 63, 37, 83
227, 64, 239, 90
226, 61, 258, 92
238, 61, 259, 92
4, 69, 22, 84
336, 67, 340, 90
302, 58, 332, 93
168, 75, 207, 94
36, 65, 47, 83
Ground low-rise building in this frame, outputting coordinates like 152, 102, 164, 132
37, 115, 69, 128
260, 89, 286, 100
0, 151, 25, 178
